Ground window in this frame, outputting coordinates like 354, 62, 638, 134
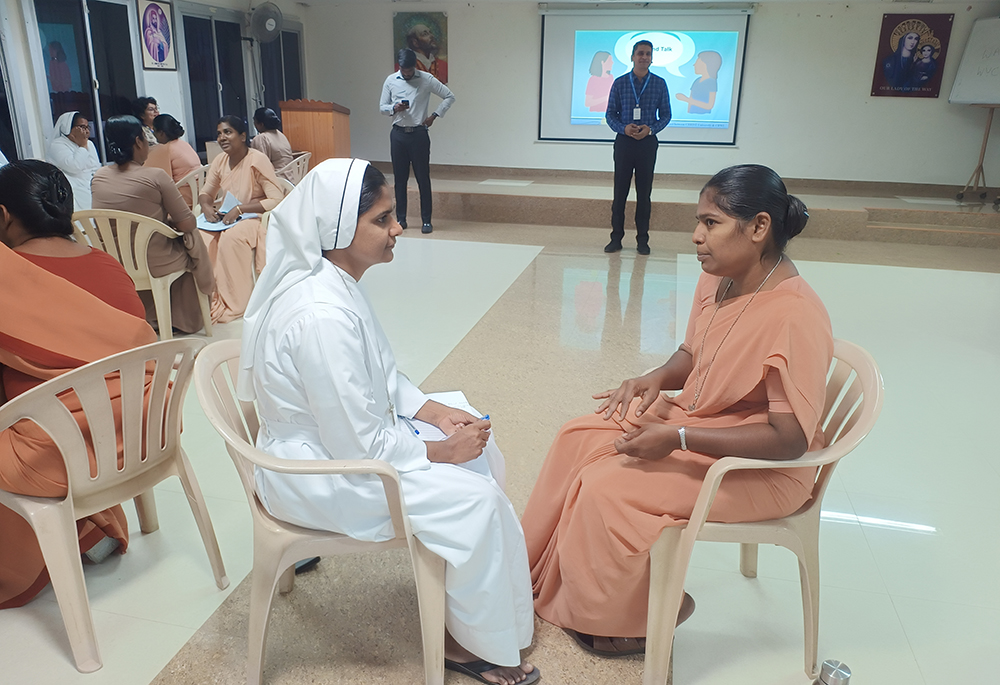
182, 14, 247, 152
260, 30, 302, 113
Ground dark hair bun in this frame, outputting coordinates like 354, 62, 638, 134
786, 194, 808, 239
0, 160, 75, 238
104, 115, 144, 165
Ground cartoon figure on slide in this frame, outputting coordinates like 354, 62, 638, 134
675, 51, 722, 114
585, 51, 615, 113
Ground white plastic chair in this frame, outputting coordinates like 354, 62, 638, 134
72, 210, 213, 340
0, 338, 229, 673
642, 339, 884, 684
176, 164, 209, 210
193, 339, 446, 685
277, 151, 311, 185
275, 177, 295, 196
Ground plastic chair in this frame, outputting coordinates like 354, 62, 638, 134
277, 152, 311, 185
0, 338, 229, 673
642, 339, 884, 684
72, 210, 213, 340
275, 177, 295, 196
193, 339, 446, 685
176, 164, 209, 210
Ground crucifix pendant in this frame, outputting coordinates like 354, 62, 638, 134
388, 401, 396, 425
688, 403, 696, 411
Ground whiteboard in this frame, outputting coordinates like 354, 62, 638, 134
949, 16, 1000, 104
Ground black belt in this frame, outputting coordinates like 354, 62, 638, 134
393, 124, 426, 133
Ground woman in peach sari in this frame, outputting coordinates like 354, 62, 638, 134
199, 115, 284, 323
145, 113, 202, 207
0, 161, 157, 608
523, 164, 834, 655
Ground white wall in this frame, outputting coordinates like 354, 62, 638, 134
303, 1, 1000, 185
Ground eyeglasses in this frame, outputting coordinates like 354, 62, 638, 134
73, 123, 91, 130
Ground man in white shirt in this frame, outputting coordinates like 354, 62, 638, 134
379, 48, 455, 233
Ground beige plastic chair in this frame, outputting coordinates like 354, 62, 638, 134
276, 151, 311, 185
0, 338, 229, 673
275, 177, 295, 196
205, 140, 223, 164
642, 339, 884, 685
193, 339, 446, 685
176, 164, 209, 210
72, 210, 213, 340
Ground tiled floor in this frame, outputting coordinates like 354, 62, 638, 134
2, 215, 999, 685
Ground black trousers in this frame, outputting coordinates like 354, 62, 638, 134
390, 126, 432, 224
610, 133, 658, 247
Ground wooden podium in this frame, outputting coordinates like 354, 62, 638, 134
278, 99, 351, 169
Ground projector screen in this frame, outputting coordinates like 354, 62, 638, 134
539, 10, 751, 145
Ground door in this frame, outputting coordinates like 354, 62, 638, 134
183, 14, 247, 153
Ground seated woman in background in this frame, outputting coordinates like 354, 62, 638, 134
522, 164, 834, 656
239, 159, 538, 684
250, 107, 295, 182
92, 115, 216, 335
46, 111, 101, 211
199, 115, 284, 323
146, 113, 202, 206
132, 96, 159, 147
0, 160, 157, 609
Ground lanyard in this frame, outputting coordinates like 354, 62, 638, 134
630, 72, 650, 107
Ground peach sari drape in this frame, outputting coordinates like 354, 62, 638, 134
523, 273, 833, 637
199, 148, 284, 323
0, 245, 157, 608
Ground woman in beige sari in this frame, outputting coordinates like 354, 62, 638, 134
145, 113, 202, 207
199, 115, 284, 323
523, 164, 834, 656
92, 115, 215, 335
250, 108, 295, 182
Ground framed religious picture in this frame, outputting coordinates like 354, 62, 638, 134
393, 11, 448, 84
138, 0, 176, 71
871, 14, 953, 98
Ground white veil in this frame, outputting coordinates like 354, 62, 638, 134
237, 157, 370, 401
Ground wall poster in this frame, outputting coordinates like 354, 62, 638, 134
871, 14, 954, 98
393, 12, 448, 84
139, 0, 176, 71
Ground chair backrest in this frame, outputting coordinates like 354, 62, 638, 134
808, 339, 884, 502
205, 141, 223, 164
71, 210, 181, 291
0, 338, 205, 517
275, 177, 295, 196
278, 152, 311, 185
176, 164, 209, 210
193, 339, 262, 505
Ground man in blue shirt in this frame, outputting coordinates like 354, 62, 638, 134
604, 40, 671, 255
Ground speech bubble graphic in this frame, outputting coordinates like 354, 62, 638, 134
613, 31, 697, 78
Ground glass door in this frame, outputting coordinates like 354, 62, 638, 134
260, 30, 302, 114
0, 48, 18, 161
183, 14, 247, 153
33, 0, 98, 129
88, 0, 137, 119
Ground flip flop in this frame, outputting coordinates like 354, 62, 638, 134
444, 658, 541, 684
565, 629, 645, 657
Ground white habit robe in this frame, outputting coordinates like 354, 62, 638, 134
249, 258, 534, 667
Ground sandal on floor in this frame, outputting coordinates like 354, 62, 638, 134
445, 658, 541, 684
565, 629, 645, 657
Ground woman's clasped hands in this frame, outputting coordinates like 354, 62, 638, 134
418, 401, 492, 465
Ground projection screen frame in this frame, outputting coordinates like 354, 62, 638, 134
538, 8, 752, 146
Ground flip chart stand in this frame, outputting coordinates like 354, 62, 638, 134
957, 105, 996, 201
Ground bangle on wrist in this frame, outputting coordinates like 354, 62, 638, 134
678, 426, 687, 451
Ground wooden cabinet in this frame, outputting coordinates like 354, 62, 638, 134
278, 99, 351, 169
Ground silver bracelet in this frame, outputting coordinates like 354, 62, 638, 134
678, 426, 687, 451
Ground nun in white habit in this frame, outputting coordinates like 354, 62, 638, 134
238, 159, 538, 685
46, 111, 101, 211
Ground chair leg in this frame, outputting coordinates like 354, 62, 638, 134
175, 449, 229, 589
798, 542, 821, 680
133, 490, 160, 534
32, 506, 102, 672
739, 542, 758, 578
643, 527, 684, 685
149, 281, 173, 341
198, 291, 213, 337
409, 537, 446, 685
277, 565, 295, 595
247, 541, 287, 685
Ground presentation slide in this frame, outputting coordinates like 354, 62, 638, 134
540, 12, 750, 145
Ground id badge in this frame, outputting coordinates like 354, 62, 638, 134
633, 107, 641, 120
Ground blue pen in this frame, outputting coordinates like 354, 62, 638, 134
481, 415, 490, 421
